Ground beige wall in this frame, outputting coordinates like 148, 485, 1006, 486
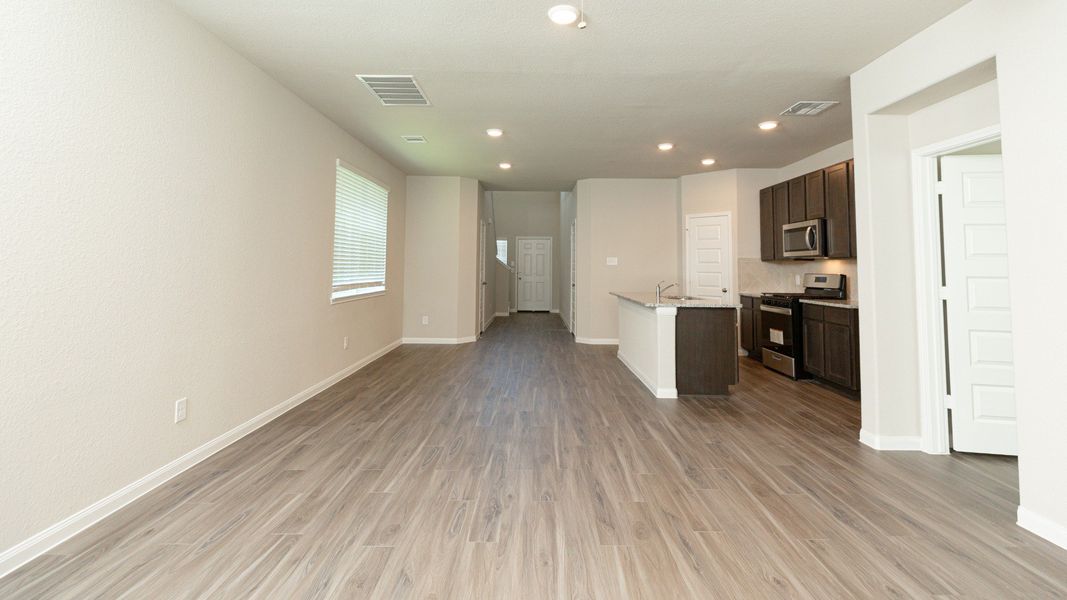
492, 191, 562, 312
850, 0, 1067, 545
576, 179, 679, 342
479, 187, 497, 330
403, 176, 480, 341
0, 0, 407, 556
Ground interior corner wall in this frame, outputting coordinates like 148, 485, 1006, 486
677, 170, 740, 296
402, 176, 479, 341
559, 188, 577, 331
575, 179, 679, 342
0, 0, 407, 558
479, 186, 497, 329
849, 0, 1067, 546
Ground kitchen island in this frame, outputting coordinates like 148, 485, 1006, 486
611, 292, 740, 398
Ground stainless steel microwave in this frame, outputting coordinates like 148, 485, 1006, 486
782, 219, 826, 258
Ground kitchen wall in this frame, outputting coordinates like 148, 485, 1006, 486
479, 188, 497, 331
850, 0, 1067, 548
0, 0, 407, 560
559, 188, 577, 331
491, 191, 562, 312
576, 178, 679, 342
403, 176, 480, 342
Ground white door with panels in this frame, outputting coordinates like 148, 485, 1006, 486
685, 214, 733, 304
479, 219, 487, 335
570, 221, 577, 333
517, 236, 552, 311
941, 155, 1017, 455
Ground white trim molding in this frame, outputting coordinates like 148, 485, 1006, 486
401, 336, 477, 345
575, 337, 619, 345
494, 311, 510, 318
1018, 506, 1067, 551
617, 351, 678, 399
0, 338, 402, 579
859, 429, 923, 451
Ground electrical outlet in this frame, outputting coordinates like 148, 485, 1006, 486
606, 257, 619, 266
421, 315, 429, 325
174, 398, 187, 423
343, 336, 349, 350
795, 274, 802, 286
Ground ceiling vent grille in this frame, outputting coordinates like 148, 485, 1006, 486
356, 75, 430, 106
401, 135, 428, 143
780, 101, 839, 116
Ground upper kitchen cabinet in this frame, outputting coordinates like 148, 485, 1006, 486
771, 182, 789, 260
788, 177, 806, 223
759, 187, 774, 261
759, 159, 856, 262
824, 161, 852, 258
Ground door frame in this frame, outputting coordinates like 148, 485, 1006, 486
569, 220, 576, 333
515, 235, 553, 312
478, 219, 487, 336
911, 124, 1002, 455
683, 212, 734, 304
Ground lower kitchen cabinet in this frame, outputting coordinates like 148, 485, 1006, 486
801, 303, 859, 392
739, 295, 762, 362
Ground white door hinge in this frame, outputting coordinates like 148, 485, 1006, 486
944, 394, 955, 410
935, 181, 946, 195
939, 287, 950, 300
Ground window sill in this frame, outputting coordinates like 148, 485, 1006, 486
331, 287, 386, 304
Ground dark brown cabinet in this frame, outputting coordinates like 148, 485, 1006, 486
759, 187, 774, 261
758, 159, 856, 262
824, 161, 852, 258
801, 303, 859, 392
788, 177, 806, 223
739, 295, 762, 361
771, 182, 789, 260
805, 170, 825, 220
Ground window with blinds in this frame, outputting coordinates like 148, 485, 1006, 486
332, 161, 389, 302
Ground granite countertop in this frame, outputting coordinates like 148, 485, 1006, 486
611, 291, 741, 309
739, 291, 762, 298
799, 298, 860, 309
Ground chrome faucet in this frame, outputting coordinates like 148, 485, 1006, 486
656, 281, 677, 303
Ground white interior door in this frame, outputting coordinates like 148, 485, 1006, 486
685, 214, 732, 304
517, 237, 552, 311
941, 155, 1017, 455
570, 221, 576, 333
478, 220, 487, 334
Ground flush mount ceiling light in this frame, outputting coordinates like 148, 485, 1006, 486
499, 162, 512, 170
758, 121, 780, 131
486, 128, 504, 138
548, 4, 579, 25
657, 142, 674, 151
702, 158, 716, 166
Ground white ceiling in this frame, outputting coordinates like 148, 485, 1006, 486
168, 0, 969, 190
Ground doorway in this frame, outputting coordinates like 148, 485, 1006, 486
479, 219, 487, 335
913, 128, 1017, 455
569, 220, 576, 333
516, 236, 552, 312
684, 213, 734, 304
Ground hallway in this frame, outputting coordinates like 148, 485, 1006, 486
3, 313, 1066, 598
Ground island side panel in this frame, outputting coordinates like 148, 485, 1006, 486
616, 299, 678, 398
675, 308, 739, 395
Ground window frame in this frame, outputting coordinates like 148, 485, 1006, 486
330, 159, 390, 304
495, 239, 508, 265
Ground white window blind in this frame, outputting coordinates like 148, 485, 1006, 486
332, 161, 388, 301
496, 239, 508, 264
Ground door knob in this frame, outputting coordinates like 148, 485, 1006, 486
722, 288, 728, 293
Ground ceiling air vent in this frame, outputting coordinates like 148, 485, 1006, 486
401, 135, 427, 143
356, 75, 430, 106
780, 101, 839, 116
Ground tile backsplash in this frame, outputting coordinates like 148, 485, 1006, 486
738, 257, 858, 299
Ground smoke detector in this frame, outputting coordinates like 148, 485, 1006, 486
780, 101, 839, 116
401, 135, 427, 143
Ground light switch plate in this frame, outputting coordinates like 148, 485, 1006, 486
174, 398, 187, 423
606, 257, 618, 266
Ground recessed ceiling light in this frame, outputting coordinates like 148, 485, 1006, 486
499, 162, 512, 170
702, 158, 716, 166
548, 5, 579, 25
657, 142, 674, 151
486, 128, 503, 138
758, 121, 779, 131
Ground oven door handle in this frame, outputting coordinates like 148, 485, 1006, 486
760, 305, 792, 315
806, 226, 818, 250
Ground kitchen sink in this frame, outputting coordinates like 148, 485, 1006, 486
663, 295, 702, 300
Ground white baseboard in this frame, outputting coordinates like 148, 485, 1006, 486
616, 351, 677, 399
401, 336, 476, 345
494, 312, 509, 318
550, 309, 560, 314
859, 429, 922, 451
1018, 506, 1067, 551
481, 314, 495, 331
575, 337, 619, 345
0, 338, 402, 579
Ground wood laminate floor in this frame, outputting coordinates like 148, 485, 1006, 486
4, 312, 1067, 599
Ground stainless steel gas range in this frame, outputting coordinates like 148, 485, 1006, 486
760, 273, 846, 379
